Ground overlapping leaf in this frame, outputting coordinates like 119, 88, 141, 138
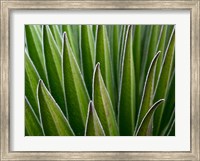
25, 97, 44, 136
81, 25, 95, 96
118, 26, 136, 136
43, 25, 67, 116
136, 51, 160, 129
25, 24, 175, 136
93, 63, 119, 136
63, 32, 90, 136
25, 51, 40, 118
96, 25, 116, 109
38, 80, 74, 136
25, 25, 48, 87
85, 101, 105, 136
153, 28, 175, 135
135, 99, 164, 136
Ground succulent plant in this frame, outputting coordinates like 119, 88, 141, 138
25, 24, 175, 136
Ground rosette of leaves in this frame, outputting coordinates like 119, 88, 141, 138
25, 24, 175, 136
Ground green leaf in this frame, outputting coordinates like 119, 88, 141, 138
145, 25, 161, 76
25, 97, 44, 136
96, 25, 116, 109
159, 71, 175, 134
92, 25, 97, 40
38, 80, 74, 136
118, 25, 128, 86
25, 25, 49, 87
49, 25, 62, 53
43, 25, 67, 116
63, 32, 90, 136
112, 25, 121, 93
62, 25, 81, 67
136, 51, 161, 129
161, 109, 175, 136
168, 119, 175, 136
139, 26, 153, 101
25, 51, 40, 119
135, 99, 164, 136
118, 26, 136, 136
85, 101, 105, 136
153, 28, 175, 135
93, 63, 119, 136
133, 25, 142, 110
154, 25, 168, 86
164, 25, 175, 51
81, 25, 95, 96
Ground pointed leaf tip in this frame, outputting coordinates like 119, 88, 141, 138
93, 62, 119, 136
136, 99, 165, 136
85, 101, 105, 136
38, 80, 74, 136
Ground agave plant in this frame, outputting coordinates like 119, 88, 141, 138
25, 24, 175, 136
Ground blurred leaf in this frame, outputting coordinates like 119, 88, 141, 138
25, 51, 40, 119
38, 80, 74, 136
49, 25, 62, 52
81, 25, 95, 96
164, 25, 174, 51
161, 109, 175, 136
159, 71, 175, 134
136, 51, 161, 129
92, 25, 97, 40
135, 99, 164, 136
25, 97, 44, 136
96, 25, 116, 109
118, 26, 136, 136
63, 33, 90, 136
43, 25, 67, 116
153, 28, 175, 135
155, 25, 168, 85
93, 63, 119, 136
25, 25, 49, 87
168, 119, 175, 136
85, 101, 105, 136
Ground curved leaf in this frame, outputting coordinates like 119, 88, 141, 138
136, 51, 161, 129
25, 25, 48, 87
118, 26, 136, 136
93, 63, 119, 136
63, 32, 90, 136
81, 25, 95, 96
96, 25, 116, 109
25, 97, 44, 136
38, 80, 74, 136
135, 99, 164, 136
43, 25, 67, 116
155, 25, 168, 84
25, 51, 40, 119
139, 26, 153, 101
85, 101, 105, 136
145, 25, 161, 76
153, 28, 175, 135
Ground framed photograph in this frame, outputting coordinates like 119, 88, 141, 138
1, 0, 199, 160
